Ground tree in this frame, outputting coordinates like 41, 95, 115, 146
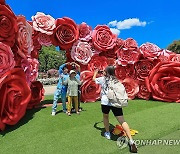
38, 45, 66, 72
167, 40, 180, 54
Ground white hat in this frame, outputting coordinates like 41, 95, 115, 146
69, 70, 76, 75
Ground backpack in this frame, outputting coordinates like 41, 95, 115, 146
107, 77, 128, 108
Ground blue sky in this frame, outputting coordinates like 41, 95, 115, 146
6, 0, 180, 48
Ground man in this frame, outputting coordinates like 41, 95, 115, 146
51, 62, 70, 115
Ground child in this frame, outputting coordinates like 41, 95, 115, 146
71, 62, 82, 112
63, 70, 82, 116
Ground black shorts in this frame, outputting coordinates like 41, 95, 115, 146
101, 105, 123, 116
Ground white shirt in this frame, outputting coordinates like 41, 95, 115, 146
95, 77, 112, 106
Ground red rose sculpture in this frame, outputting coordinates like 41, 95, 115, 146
117, 38, 140, 66
145, 62, 180, 103
92, 25, 117, 52
135, 59, 155, 81
0, 68, 31, 131
114, 38, 124, 53
52, 17, 79, 50
117, 49, 141, 66
71, 41, 93, 65
115, 64, 137, 81
0, 4, 17, 47
137, 81, 150, 100
31, 38, 42, 59
88, 55, 108, 71
99, 49, 117, 59
123, 38, 138, 50
106, 58, 116, 66
31, 12, 56, 35
80, 71, 101, 102
79, 22, 92, 41
122, 78, 139, 100
27, 81, 45, 109
0, 42, 15, 78
139, 42, 161, 60
0, 0, 5, 5
16, 16, 34, 58
169, 54, 180, 63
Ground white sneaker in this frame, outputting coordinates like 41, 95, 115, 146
104, 132, 111, 140
51, 111, 56, 116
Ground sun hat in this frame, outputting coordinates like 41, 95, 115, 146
69, 70, 76, 75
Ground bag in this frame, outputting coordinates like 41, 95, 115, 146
107, 77, 128, 108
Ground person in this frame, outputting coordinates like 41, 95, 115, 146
51, 62, 70, 116
71, 62, 82, 112
62, 70, 82, 116
93, 66, 138, 153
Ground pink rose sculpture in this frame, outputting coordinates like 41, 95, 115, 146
31, 12, 56, 35
71, 41, 93, 65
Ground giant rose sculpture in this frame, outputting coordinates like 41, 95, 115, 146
51, 17, 79, 50
145, 62, 180, 102
0, 68, 31, 131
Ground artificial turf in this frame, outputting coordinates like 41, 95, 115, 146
0, 97, 179, 154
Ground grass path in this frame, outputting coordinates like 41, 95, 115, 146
0, 98, 179, 154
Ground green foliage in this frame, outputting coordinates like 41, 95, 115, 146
38, 46, 66, 72
167, 40, 180, 54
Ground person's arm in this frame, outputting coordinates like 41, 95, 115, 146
62, 77, 68, 85
71, 62, 80, 72
92, 70, 98, 81
75, 78, 82, 85
59, 62, 70, 74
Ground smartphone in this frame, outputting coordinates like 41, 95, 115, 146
98, 70, 104, 74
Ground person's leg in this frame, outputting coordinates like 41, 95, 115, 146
52, 89, 61, 114
78, 86, 81, 109
112, 107, 137, 152
111, 107, 132, 140
101, 105, 111, 139
67, 96, 72, 115
103, 113, 110, 132
72, 101, 75, 111
61, 90, 67, 112
115, 116, 132, 140
73, 96, 79, 114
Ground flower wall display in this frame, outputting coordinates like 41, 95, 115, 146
0, 1, 180, 130
0, 3, 44, 131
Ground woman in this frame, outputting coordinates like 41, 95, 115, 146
63, 70, 82, 116
93, 66, 137, 153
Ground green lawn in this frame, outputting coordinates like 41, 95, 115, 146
0, 96, 179, 154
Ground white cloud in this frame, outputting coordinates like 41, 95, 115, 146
108, 18, 147, 36
108, 20, 118, 27
110, 28, 120, 36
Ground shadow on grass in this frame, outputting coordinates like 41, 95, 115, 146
41, 99, 53, 105
94, 121, 119, 141
0, 107, 45, 136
